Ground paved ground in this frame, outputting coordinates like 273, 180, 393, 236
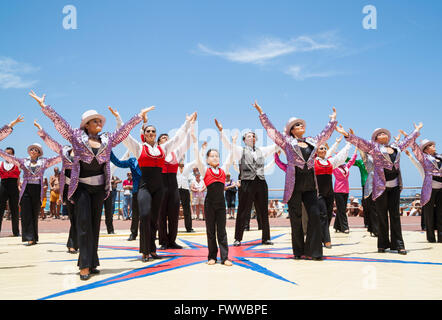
1, 215, 440, 300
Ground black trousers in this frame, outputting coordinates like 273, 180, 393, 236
205, 185, 229, 262
0, 179, 20, 236
72, 183, 106, 269
179, 188, 193, 232
318, 193, 334, 244
287, 188, 323, 258
130, 192, 139, 237
20, 184, 41, 242
158, 180, 180, 247
362, 195, 379, 236
375, 186, 405, 250
103, 192, 115, 234
333, 193, 349, 232
234, 177, 270, 242
423, 188, 442, 242
138, 184, 165, 254
63, 186, 77, 250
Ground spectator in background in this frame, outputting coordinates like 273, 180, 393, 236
274, 199, 285, 218
111, 175, 122, 218
122, 172, 133, 220
40, 178, 48, 220
49, 167, 61, 219
191, 172, 206, 220
224, 174, 237, 219
268, 200, 276, 218
348, 198, 363, 217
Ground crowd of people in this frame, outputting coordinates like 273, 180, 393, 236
0, 92, 440, 281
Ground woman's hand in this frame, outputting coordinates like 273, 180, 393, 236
202, 141, 208, 150
336, 135, 343, 143
232, 132, 238, 144
29, 90, 47, 108
399, 129, 408, 137
108, 106, 120, 119
214, 119, 223, 132
329, 107, 337, 121
252, 100, 263, 115
335, 124, 349, 137
33, 120, 42, 131
186, 112, 198, 123
9, 115, 24, 128
414, 122, 423, 132
140, 106, 155, 122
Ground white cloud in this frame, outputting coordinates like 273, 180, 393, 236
0, 57, 38, 89
285, 65, 337, 81
197, 35, 336, 65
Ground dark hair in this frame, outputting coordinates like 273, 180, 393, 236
5, 147, 15, 155
242, 132, 255, 141
157, 133, 169, 144
206, 149, 219, 158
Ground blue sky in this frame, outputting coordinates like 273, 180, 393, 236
1, 0, 441, 197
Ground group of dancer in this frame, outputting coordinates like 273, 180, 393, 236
0, 92, 440, 281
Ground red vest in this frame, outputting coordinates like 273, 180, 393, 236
0, 162, 20, 179
137, 145, 165, 168
203, 167, 226, 187
162, 152, 179, 174
314, 158, 333, 176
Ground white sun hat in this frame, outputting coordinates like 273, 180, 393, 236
80, 110, 106, 130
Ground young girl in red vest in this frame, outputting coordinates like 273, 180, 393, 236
195, 142, 233, 266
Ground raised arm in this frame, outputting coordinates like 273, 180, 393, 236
0, 115, 24, 142
405, 149, 425, 179
326, 136, 343, 158
30, 91, 76, 142
313, 107, 338, 146
194, 141, 207, 177
337, 125, 375, 154
162, 113, 196, 155
255, 101, 287, 149
0, 149, 21, 167
329, 142, 352, 168
45, 155, 62, 169
215, 119, 243, 162
397, 123, 422, 152
346, 151, 358, 169
35, 121, 63, 155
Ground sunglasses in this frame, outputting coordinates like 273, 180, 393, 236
318, 147, 327, 151
30, 148, 40, 153
145, 130, 156, 133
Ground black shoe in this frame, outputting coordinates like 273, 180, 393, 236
398, 249, 407, 255
68, 248, 78, 254
159, 245, 168, 250
233, 240, 241, 247
261, 240, 274, 245
142, 255, 150, 262
186, 229, 195, 233
378, 248, 386, 253
343, 230, 350, 234
168, 243, 183, 249
80, 273, 91, 281
294, 256, 302, 260
127, 234, 137, 241
312, 257, 323, 261
150, 253, 162, 260
90, 268, 100, 274
108, 231, 115, 235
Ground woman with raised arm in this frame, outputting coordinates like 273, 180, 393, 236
408, 138, 442, 243
194, 139, 234, 266
34, 120, 79, 253
257, 101, 337, 261
0, 115, 25, 237
108, 106, 196, 262
336, 123, 423, 255
157, 122, 194, 250
0, 126, 61, 246
29, 91, 149, 280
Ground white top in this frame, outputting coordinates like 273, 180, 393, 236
177, 160, 196, 190
220, 131, 278, 163
116, 115, 192, 160
1, 161, 14, 171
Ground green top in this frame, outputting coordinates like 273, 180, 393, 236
346, 157, 368, 187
